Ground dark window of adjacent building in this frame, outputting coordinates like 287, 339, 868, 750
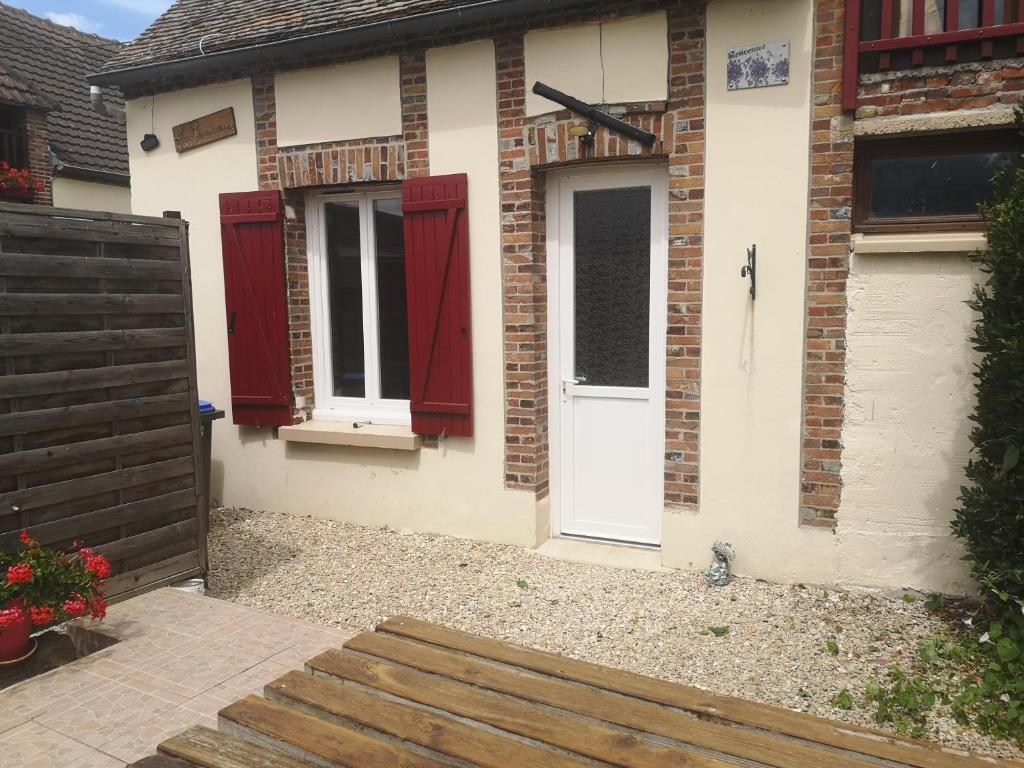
853, 131, 1021, 233
0, 108, 27, 168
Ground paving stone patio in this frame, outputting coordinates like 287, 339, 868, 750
0, 587, 353, 767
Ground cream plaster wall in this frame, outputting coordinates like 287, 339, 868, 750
275, 56, 402, 146
837, 252, 978, 594
126, 56, 538, 546
524, 12, 668, 116
663, 0, 837, 582
52, 177, 131, 214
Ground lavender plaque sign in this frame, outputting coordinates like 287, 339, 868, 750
727, 41, 790, 91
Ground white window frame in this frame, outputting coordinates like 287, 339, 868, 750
305, 188, 411, 425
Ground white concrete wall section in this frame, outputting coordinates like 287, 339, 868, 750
126, 78, 260, 448
420, 39, 540, 543
663, 0, 834, 582
837, 253, 978, 594
524, 12, 668, 115
275, 56, 402, 146
125, 64, 538, 545
52, 177, 131, 214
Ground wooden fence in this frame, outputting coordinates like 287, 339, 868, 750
0, 202, 205, 600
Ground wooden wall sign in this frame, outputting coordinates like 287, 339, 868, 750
172, 107, 237, 153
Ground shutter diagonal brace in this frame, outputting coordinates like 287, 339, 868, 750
224, 221, 288, 401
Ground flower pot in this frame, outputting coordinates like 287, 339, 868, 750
0, 599, 34, 664
0, 187, 32, 203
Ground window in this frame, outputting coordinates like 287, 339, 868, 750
307, 190, 410, 423
0, 108, 26, 168
854, 131, 1021, 233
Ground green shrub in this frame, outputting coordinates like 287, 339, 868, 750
860, 101, 1024, 748
951, 105, 1024, 614
945, 98, 1024, 746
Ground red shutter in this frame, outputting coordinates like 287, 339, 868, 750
219, 191, 293, 426
402, 174, 473, 437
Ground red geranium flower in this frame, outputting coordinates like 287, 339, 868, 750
6, 564, 33, 585
62, 594, 88, 618
29, 604, 56, 627
84, 554, 111, 581
89, 596, 107, 620
0, 605, 25, 629
1, 536, 108, 631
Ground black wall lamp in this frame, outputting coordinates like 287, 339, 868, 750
140, 133, 160, 152
741, 244, 756, 300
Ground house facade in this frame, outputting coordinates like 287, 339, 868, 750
0, 4, 130, 212
90, 0, 1022, 594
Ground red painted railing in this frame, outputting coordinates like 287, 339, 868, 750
843, 0, 1024, 109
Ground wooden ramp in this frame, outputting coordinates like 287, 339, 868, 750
131, 616, 1021, 768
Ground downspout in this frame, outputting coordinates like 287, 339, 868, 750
90, 85, 126, 122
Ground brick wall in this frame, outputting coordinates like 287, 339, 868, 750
800, 0, 853, 529
801, 23, 1024, 530
123, 0, 864, 530
495, 1, 705, 502
23, 108, 51, 206
251, 51, 431, 423
856, 57, 1024, 118
233, 0, 708, 500
664, 7, 706, 509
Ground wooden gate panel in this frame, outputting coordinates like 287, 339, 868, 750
0, 202, 205, 600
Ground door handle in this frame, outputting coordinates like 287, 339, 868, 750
561, 375, 587, 401
227, 311, 237, 336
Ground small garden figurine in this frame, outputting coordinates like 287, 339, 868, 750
0, 532, 110, 664
705, 542, 734, 587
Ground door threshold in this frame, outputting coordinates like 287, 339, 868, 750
533, 536, 669, 573
558, 532, 661, 551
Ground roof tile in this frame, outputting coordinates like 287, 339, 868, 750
103, 0, 497, 73
0, 3, 128, 177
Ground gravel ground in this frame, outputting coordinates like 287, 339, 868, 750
207, 506, 1023, 761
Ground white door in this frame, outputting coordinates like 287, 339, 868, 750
548, 167, 667, 545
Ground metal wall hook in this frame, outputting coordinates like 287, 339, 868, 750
740, 244, 756, 300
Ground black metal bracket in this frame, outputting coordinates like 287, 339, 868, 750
531, 81, 658, 147
740, 244, 756, 300
574, 120, 598, 147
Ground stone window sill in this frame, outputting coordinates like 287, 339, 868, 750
278, 420, 421, 451
852, 232, 987, 255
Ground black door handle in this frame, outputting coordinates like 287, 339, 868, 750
227, 311, 237, 336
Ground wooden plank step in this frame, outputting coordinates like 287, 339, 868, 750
306, 650, 734, 768
269, 669, 632, 768
378, 616, 1000, 768
343, 630, 882, 768
157, 725, 320, 768
129, 756, 197, 768
218, 693, 456, 768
